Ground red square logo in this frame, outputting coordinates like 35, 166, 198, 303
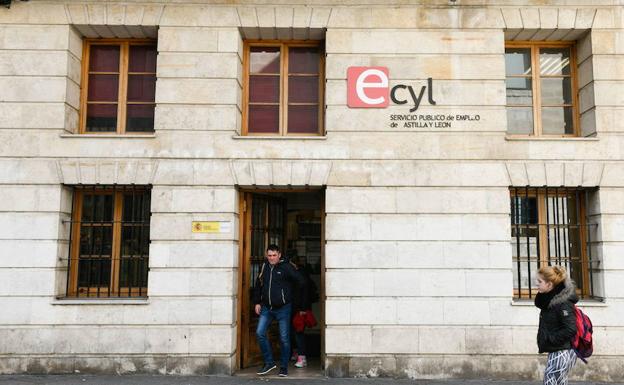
347, 66, 389, 108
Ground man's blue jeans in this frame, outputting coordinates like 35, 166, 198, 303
256, 303, 292, 369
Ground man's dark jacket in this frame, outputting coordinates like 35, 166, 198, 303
253, 258, 306, 309
534, 277, 578, 353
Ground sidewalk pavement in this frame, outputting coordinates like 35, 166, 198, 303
0, 376, 622, 385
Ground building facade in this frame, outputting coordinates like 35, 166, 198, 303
1, 0, 624, 380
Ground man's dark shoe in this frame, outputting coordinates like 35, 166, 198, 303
278, 367, 288, 377
256, 363, 276, 375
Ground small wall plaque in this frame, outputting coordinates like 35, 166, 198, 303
192, 221, 231, 233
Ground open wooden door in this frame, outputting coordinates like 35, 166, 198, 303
240, 192, 286, 368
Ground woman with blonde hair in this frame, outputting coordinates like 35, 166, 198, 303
535, 265, 579, 385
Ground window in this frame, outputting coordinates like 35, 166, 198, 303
80, 40, 157, 134
510, 187, 597, 299
505, 42, 579, 136
67, 186, 151, 298
243, 41, 324, 136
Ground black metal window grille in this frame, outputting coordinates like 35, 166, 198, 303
66, 185, 151, 298
511, 186, 597, 299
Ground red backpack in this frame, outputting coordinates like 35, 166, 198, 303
571, 305, 593, 363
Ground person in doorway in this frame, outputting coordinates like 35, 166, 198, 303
535, 265, 579, 385
289, 254, 318, 369
253, 244, 305, 377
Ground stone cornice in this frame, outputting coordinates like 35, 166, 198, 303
504, 161, 605, 187
56, 160, 160, 185
1, 2, 622, 30
229, 160, 332, 187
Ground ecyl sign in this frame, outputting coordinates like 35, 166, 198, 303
347, 66, 436, 112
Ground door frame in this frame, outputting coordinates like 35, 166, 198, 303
235, 188, 326, 370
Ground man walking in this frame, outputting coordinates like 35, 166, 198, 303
253, 244, 305, 377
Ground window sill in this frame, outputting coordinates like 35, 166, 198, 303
60, 133, 156, 139
232, 135, 327, 140
52, 298, 149, 305
511, 299, 607, 307
505, 136, 599, 141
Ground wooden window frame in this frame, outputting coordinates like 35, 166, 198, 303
510, 187, 592, 299
67, 186, 150, 298
505, 41, 580, 137
242, 40, 325, 136
79, 39, 156, 134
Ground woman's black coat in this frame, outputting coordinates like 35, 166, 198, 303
534, 277, 579, 353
